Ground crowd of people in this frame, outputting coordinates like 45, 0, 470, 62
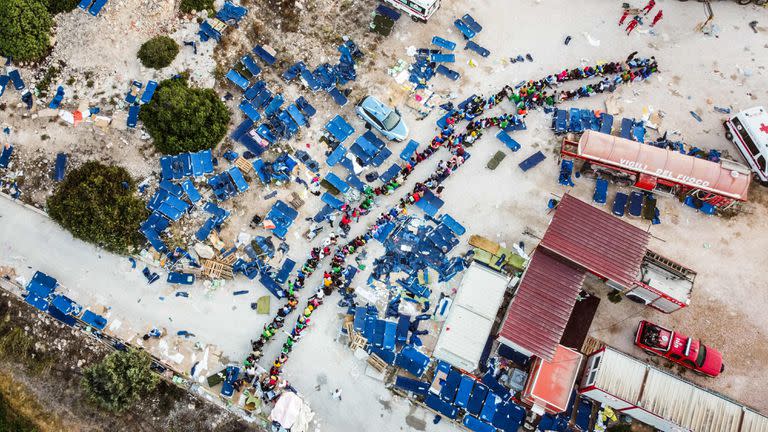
234, 54, 662, 403
619, 1, 663, 35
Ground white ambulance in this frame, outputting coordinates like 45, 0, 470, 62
724, 106, 768, 185
383, 0, 440, 22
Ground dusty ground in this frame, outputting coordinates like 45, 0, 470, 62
1, 0, 768, 430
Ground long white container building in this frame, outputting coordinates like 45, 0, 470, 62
579, 347, 768, 432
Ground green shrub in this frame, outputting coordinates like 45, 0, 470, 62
180, 0, 213, 13
81, 349, 159, 413
42, 0, 79, 14
0, 0, 53, 62
47, 161, 149, 254
137, 36, 179, 70
139, 77, 230, 154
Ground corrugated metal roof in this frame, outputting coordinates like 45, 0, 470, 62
742, 410, 768, 432
498, 251, 586, 361
640, 368, 743, 432
540, 194, 650, 289
589, 349, 767, 432
433, 263, 508, 371
592, 348, 646, 403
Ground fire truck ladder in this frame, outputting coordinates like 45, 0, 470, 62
644, 250, 696, 279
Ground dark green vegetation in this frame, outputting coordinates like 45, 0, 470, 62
139, 77, 230, 154
81, 349, 159, 413
180, 0, 213, 13
0, 0, 54, 62
47, 161, 148, 254
137, 36, 179, 69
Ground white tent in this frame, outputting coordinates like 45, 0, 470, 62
269, 392, 314, 432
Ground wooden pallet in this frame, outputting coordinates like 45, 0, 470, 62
288, 192, 304, 209
581, 336, 605, 356
468, 234, 501, 255
367, 353, 388, 373
234, 156, 253, 173
201, 259, 234, 279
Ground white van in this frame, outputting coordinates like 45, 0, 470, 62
724, 106, 768, 185
383, 0, 440, 22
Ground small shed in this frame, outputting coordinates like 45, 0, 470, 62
521, 345, 583, 415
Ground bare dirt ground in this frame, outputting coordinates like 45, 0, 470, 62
1, 0, 768, 429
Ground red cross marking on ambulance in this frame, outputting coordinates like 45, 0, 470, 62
761, 123, 768, 134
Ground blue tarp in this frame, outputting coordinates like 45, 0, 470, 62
80, 310, 107, 330
228, 167, 249, 192
54, 153, 67, 181
414, 189, 444, 217
613, 192, 628, 216
127, 105, 140, 128
425, 394, 459, 419
326, 145, 347, 167
88, 0, 107, 16
454, 18, 476, 39
394, 345, 430, 377
464, 416, 496, 432
593, 178, 608, 204
275, 259, 295, 284
432, 36, 456, 51
325, 115, 354, 143
216, 1, 247, 23
264, 93, 284, 117
400, 140, 419, 162
467, 383, 489, 416
140, 81, 157, 104
518, 151, 546, 171
0, 145, 12, 169
323, 172, 350, 193
253, 45, 276, 65
241, 55, 262, 77
394, 376, 429, 395
226, 69, 249, 90
380, 163, 401, 184
265, 200, 298, 239
167, 272, 195, 285
496, 130, 520, 151
465, 41, 490, 57
321, 192, 345, 210
285, 104, 306, 127
296, 96, 316, 117
480, 392, 501, 423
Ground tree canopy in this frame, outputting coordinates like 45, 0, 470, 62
81, 349, 159, 413
42, 0, 79, 14
139, 77, 230, 155
180, 0, 213, 14
137, 36, 179, 70
47, 161, 148, 254
0, 0, 53, 62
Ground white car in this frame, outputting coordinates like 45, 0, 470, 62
355, 96, 409, 142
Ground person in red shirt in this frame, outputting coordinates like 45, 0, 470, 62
642, 0, 655, 15
626, 17, 639, 35
651, 10, 663, 27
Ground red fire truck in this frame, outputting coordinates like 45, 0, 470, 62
562, 131, 752, 210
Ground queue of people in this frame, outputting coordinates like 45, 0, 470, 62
238, 53, 662, 403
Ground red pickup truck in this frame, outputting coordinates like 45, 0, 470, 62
634, 320, 724, 377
